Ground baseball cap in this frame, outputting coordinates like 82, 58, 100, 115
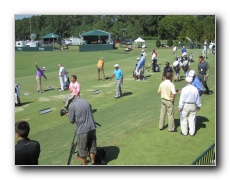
188, 70, 196, 77
142, 49, 144, 51
63, 94, 75, 108
42, 67, 46, 71
185, 76, 193, 83
114, 64, 119, 67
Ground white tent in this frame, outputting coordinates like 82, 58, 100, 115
134, 37, 146, 48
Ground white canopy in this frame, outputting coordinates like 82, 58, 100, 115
134, 37, 145, 43
134, 37, 145, 48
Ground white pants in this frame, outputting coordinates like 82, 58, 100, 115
59, 76, 65, 90
180, 104, 197, 136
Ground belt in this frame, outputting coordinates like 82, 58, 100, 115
185, 102, 195, 104
199, 72, 206, 75
162, 98, 171, 101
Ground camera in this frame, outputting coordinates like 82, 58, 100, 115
60, 109, 68, 116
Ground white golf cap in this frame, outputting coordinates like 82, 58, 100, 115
114, 64, 119, 67
188, 70, 195, 77
185, 76, 193, 83
42, 67, 46, 71
142, 49, 144, 51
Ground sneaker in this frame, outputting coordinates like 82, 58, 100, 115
59, 90, 64, 91
41, 91, 44, 93
114, 96, 120, 99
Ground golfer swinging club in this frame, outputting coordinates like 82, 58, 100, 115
63, 94, 97, 165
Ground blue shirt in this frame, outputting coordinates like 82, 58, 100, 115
140, 56, 145, 64
192, 77, 204, 92
113, 68, 123, 80
136, 60, 143, 69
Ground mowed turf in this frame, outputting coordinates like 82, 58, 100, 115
15, 42, 216, 165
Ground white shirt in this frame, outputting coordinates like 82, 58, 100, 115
152, 53, 157, 60
59, 66, 65, 76
178, 84, 201, 109
173, 60, 179, 67
173, 46, 177, 52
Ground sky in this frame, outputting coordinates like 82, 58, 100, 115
1, 0, 229, 179
15, 15, 33, 20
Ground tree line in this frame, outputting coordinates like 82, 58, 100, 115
15, 15, 215, 44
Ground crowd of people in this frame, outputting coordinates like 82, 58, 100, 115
16, 44, 213, 166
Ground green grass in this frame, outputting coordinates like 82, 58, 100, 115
15, 40, 215, 165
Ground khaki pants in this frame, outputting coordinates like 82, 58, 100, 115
36, 76, 42, 92
97, 66, 105, 80
159, 99, 175, 131
180, 104, 197, 136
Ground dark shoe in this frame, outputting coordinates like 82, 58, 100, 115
168, 130, 178, 132
159, 128, 163, 131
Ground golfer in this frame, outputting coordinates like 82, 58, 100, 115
110, 64, 124, 99
35, 62, 47, 93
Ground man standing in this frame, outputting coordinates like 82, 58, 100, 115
15, 121, 41, 165
151, 50, 158, 72
162, 62, 173, 81
178, 76, 201, 136
63, 95, 97, 165
198, 56, 211, 94
58, 64, 65, 91
35, 62, 47, 93
172, 57, 180, 82
110, 64, 124, 99
69, 75, 81, 98
172, 46, 177, 59
158, 72, 176, 132
97, 57, 105, 80
180, 56, 190, 78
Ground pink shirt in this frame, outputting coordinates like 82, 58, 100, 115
69, 81, 80, 96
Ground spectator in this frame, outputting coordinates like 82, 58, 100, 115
157, 72, 177, 132
178, 76, 202, 136
58, 64, 66, 91
181, 46, 187, 56
35, 62, 47, 93
110, 64, 124, 99
162, 62, 173, 81
63, 95, 97, 165
151, 50, 158, 72
97, 57, 105, 80
197, 56, 211, 94
180, 56, 190, 78
15, 121, 41, 165
172, 46, 177, 59
172, 57, 180, 82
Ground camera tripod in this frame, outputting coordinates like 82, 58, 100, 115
67, 122, 101, 165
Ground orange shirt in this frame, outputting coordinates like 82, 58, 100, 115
97, 59, 104, 67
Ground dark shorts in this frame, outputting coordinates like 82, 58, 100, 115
77, 129, 97, 157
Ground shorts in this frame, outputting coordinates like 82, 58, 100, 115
77, 129, 97, 157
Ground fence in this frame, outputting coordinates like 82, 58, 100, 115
191, 143, 215, 165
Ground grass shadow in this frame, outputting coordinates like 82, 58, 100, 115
122, 92, 133, 97
98, 146, 120, 164
196, 116, 209, 133
19, 101, 33, 106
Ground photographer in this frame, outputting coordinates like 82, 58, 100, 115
62, 94, 97, 165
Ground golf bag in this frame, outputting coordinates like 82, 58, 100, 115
15, 84, 21, 106
95, 148, 107, 165
155, 63, 160, 72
